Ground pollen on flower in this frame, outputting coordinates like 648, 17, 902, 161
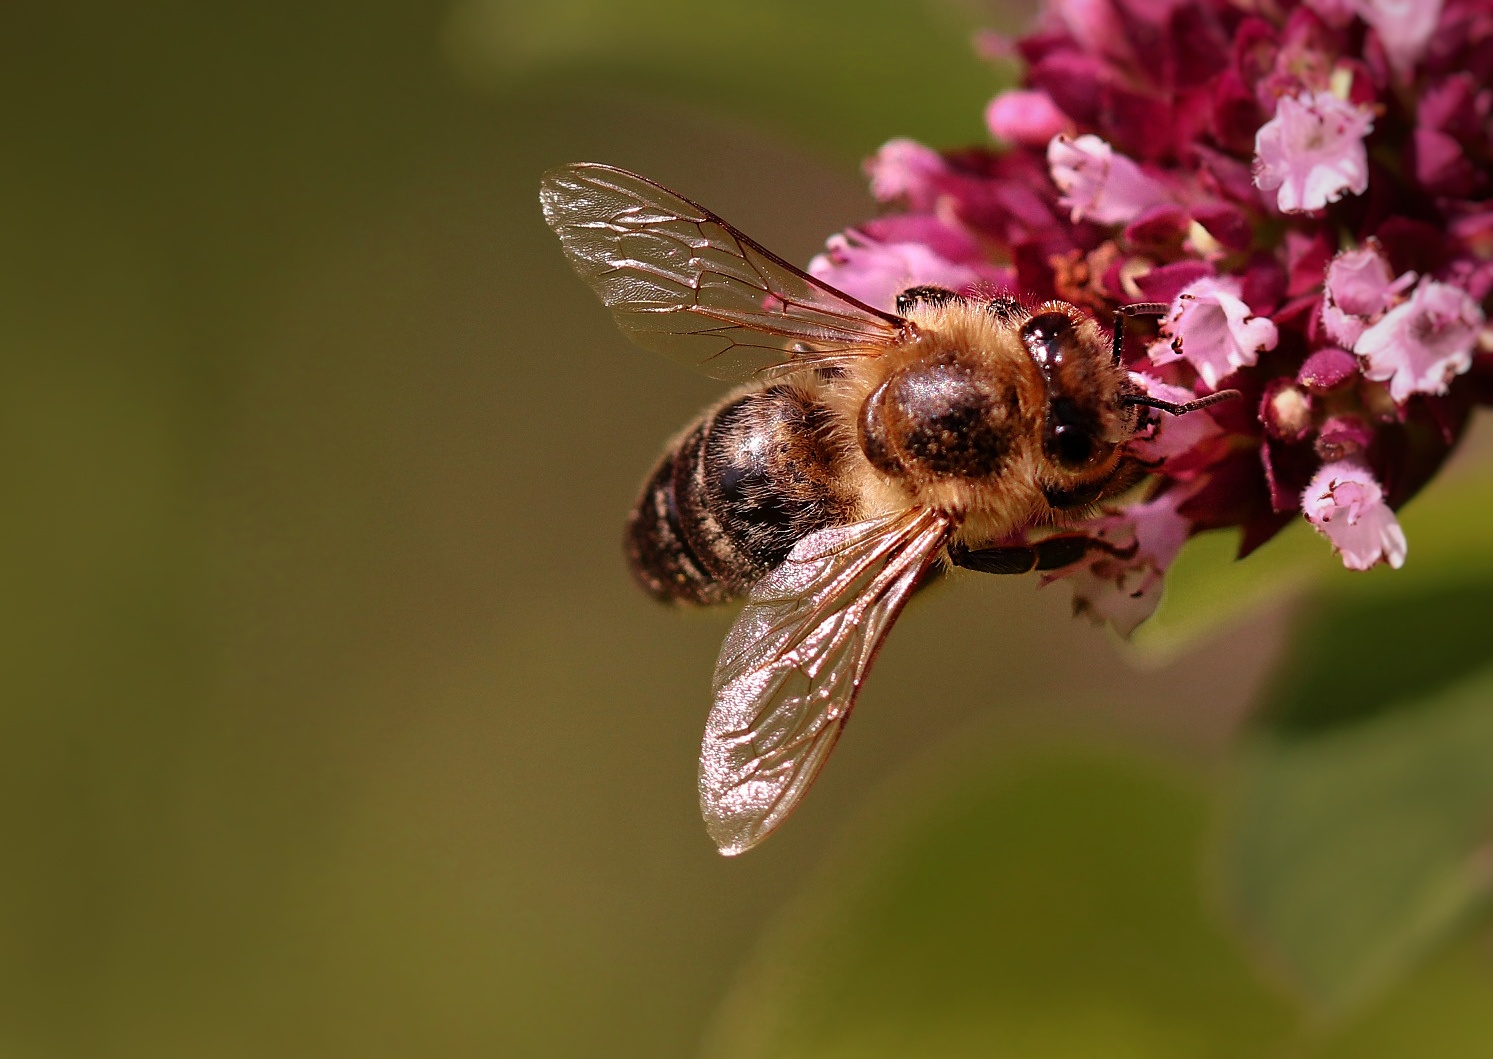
1253, 91, 1374, 213
1262, 380, 1314, 443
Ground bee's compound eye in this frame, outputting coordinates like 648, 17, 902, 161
1047, 422, 1093, 468
1021, 312, 1072, 368
1044, 396, 1096, 469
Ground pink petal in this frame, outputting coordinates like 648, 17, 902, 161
1125, 373, 1229, 467
1303, 0, 1359, 28
1253, 91, 1375, 214
1321, 242, 1416, 347
1046, 133, 1172, 226
1148, 276, 1280, 389
1356, 0, 1445, 79
865, 139, 949, 210
1042, 490, 1194, 637
1301, 460, 1407, 570
807, 230, 1005, 314
858, 213, 986, 264
1051, 0, 1132, 62
1354, 279, 1483, 402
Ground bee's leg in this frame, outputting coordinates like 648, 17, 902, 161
1112, 301, 1169, 365
948, 534, 1137, 575
895, 286, 961, 314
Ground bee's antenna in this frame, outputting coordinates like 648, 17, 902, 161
1120, 389, 1241, 416
1111, 302, 1169, 365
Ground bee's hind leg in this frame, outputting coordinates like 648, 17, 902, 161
948, 534, 1136, 575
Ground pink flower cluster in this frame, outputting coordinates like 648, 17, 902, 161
810, 0, 1493, 632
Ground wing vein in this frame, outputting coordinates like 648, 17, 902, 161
540, 163, 906, 380
699, 510, 954, 855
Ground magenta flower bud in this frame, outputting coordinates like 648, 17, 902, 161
1450, 208, 1493, 262
1260, 379, 1316, 443
1253, 91, 1374, 214
986, 89, 1070, 146
1131, 260, 1214, 305
1124, 204, 1192, 248
1417, 72, 1481, 134
1302, 460, 1408, 570
1190, 202, 1253, 252
1413, 128, 1477, 197
1297, 347, 1360, 392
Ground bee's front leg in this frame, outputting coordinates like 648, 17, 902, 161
947, 534, 1137, 575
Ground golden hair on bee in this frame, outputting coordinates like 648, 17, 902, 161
821, 290, 1144, 547
541, 163, 1237, 855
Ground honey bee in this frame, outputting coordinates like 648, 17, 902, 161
540, 163, 1233, 855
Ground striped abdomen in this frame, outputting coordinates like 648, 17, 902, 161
625, 384, 855, 605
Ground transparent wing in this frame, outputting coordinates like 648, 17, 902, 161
539, 162, 907, 380
700, 509, 954, 855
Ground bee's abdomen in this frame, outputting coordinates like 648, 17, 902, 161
625, 437, 726, 605
625, 385, 852, 605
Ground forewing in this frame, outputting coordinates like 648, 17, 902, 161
700, 509, 954, 855
539, 163, 905, 380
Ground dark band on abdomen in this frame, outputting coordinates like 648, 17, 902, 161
624, 386, 853, 605
624, 433, 729, 604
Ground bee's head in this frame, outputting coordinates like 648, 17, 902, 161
1018, 307, 1132, 508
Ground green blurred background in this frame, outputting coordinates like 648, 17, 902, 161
3, 1, 1492, 1056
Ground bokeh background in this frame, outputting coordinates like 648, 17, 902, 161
4, 2, 1493, 1056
